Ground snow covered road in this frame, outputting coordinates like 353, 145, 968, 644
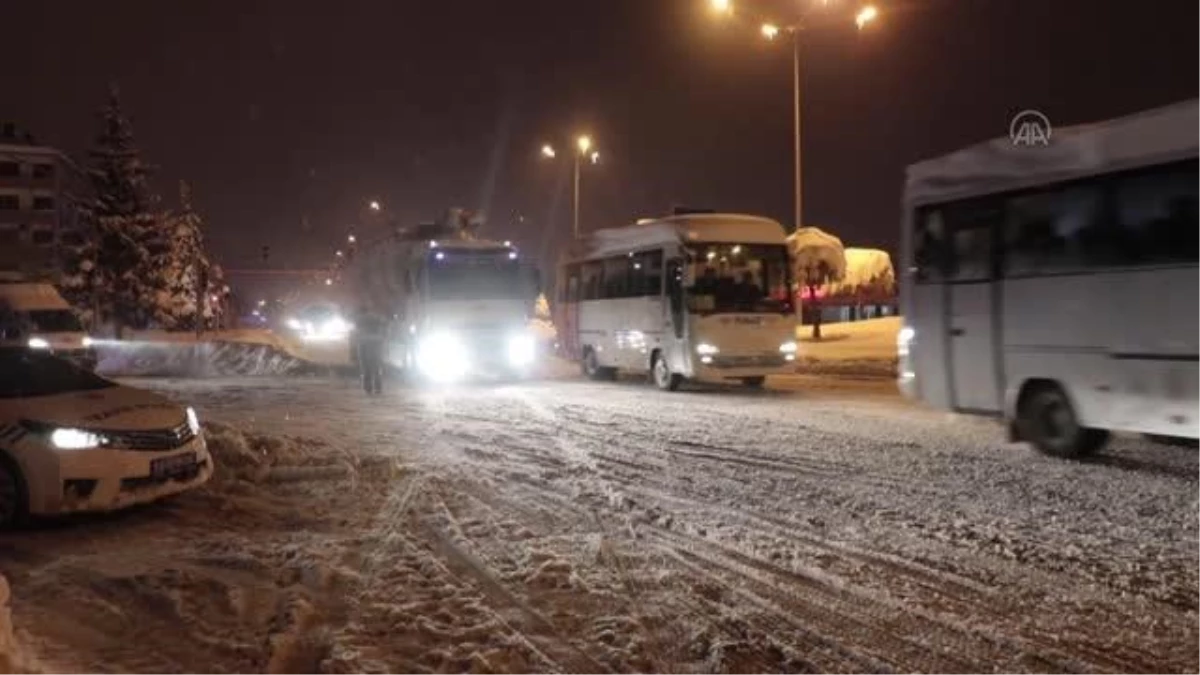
2, 374, 1196, 673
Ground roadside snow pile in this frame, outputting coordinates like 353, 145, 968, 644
795, 316, 900, 377
0, 575, 35, 673
97, 340, 315, 378
203, 422, 363, 484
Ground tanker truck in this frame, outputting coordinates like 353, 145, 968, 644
346, 210, 541, 382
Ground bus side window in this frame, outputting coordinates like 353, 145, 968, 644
913, 208, 947, 282
1005, 184, 1102, 275
1111, 159, 1199, 266
944, 197, 1002, 281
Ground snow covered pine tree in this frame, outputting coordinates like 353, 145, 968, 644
156, 181, 213, 331
79, 86, 169, 336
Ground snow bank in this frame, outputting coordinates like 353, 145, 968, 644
0, 575, 36, 674
96, 340, 317, 378
203, 422, 364, 484
793, 316, 900, 377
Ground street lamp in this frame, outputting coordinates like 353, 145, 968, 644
368, 200, 381, 212
347, 234, 356, 244
540, 134, 601, 239
711, 1, 878, 231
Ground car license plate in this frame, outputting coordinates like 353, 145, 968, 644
150, 452, 197, 478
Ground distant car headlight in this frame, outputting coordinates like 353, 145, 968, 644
285, 318, 303, 331
27, 337, 50, 350
186, 407, 201, 435
50, 428, 105, 450
779, 341, 798, 354
417, 332, 469, 382
507, 333, 536, 368
696, 343, 719, 356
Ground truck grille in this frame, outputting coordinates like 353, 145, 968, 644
102, 421, 195, 451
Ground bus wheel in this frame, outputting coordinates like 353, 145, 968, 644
582, 349, 615, 381
741, 376, 766, 389
652, 352, 682, 392
0, 455, 28, 528
1018, 383, 1109, 458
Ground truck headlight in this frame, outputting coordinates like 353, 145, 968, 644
417, 333, 469, 382
50, 428, 105, 450
508, 333, 536, 368
778, 341, 797, 353
186, 407, 201, 435
28, 337, 50, 350
696, 343, 719, 356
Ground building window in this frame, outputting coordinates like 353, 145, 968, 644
32, 196, 55, 211
30, 229, 54, 246
0, 163, 18, 177
0, 195, 19, 210
59, 230, 84, 247
31, 164, 54, 179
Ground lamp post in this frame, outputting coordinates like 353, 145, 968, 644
710, 0, 877, 230
541, 136, 600, 239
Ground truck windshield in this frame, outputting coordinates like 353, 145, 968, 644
29, 309, 83, 332
426, 257, 525, 301
686, 243, 792, 315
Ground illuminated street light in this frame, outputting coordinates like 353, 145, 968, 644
710, 0, 733, 15
324, 278, 333, 286
706, 0, 881, 232
577, 135, 592, 154
347, 234, 356, 244
541, 144, 556, 158
335, 250, 344, 257
542, 134, 602, 238
855, 5, 878, 29
368, 200, 381, 212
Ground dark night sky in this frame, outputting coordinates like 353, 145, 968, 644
3, 0, 1197, 294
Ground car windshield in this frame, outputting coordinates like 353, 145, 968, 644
0, 348, 115, 398
686, 243, 792, 314
29, 309, 83, 332
426, 255, 525, 301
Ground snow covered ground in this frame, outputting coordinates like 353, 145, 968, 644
1, 374, 1195, 673
795, 316, 900, 378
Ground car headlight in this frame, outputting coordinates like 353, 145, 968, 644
779, 341, 798, 354
285, 318, 302, 331
417, 332, 469, 382
186, 407, 201, 435
82, 336, 95, 348
696, 343, 719, 356
50, 428, 105, 450
28, 337, 50, 350
507, 333, 536, 368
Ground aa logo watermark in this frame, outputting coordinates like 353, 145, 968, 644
1009, 109, 1052, 146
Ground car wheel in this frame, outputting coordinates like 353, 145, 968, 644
1018, 383, 1109, 458
652, 353, 682, 392
741, 376, 766, 389
0, 458, 27, 528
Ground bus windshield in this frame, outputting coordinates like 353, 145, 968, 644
426, 256, 526, 301
686, 243, 792, 314
29, 309, 83, 333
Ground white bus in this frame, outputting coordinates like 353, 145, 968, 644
898, 100, 1198, 457
555, 212, 797, 390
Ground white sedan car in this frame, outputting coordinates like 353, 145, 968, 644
0, 347, 213, 525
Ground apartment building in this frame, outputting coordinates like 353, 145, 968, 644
0, 122, 91, 282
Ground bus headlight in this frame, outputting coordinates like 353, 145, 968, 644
28, 337, 50, 350
696, 343, 720, 356
417, 333, 469, 382
779, 341, 797, 353
507, 333, 536, 368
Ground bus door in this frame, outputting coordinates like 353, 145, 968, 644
662, 257, 689, 372
944, 201, 1003, 413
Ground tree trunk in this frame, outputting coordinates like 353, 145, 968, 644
808, 284, 822, 340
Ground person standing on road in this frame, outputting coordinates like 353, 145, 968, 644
356, 303, 387, 396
